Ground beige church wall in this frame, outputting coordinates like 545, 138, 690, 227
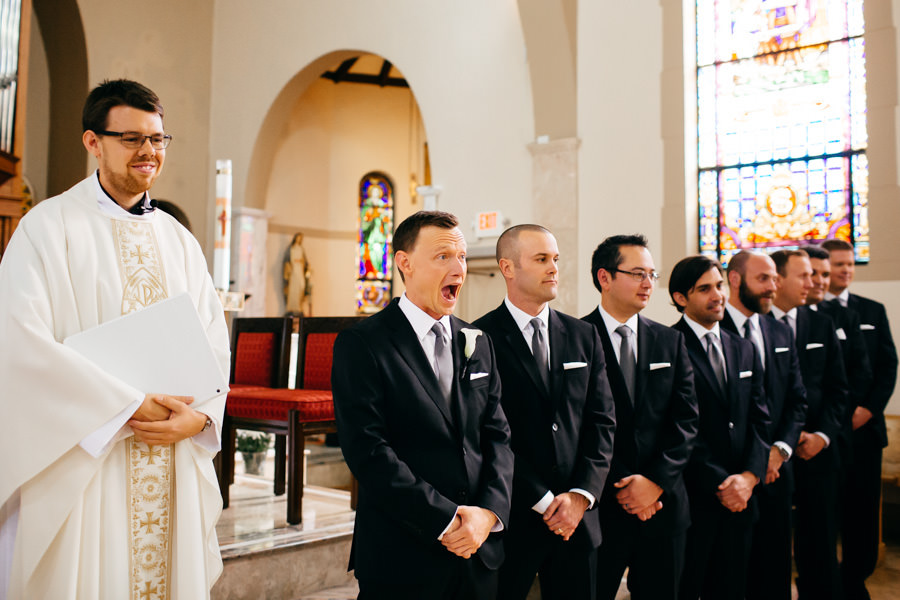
23, 9, 49, 203
262, 76, 421, 316
207, 0, 535, 272
576, 0, 672, 322
74, 0, 216, 249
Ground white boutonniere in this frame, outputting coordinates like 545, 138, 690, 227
460, 328, 483, 380
461, 328, 482, 359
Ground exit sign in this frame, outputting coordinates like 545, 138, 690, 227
476, 211, 504, 238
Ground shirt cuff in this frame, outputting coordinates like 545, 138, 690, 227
569, 488, 596, 510
532, 490, 554, 514
438, 507, 460, 540
79, 396, 144, 457
774, 441, 793, 460
814, 431, 831, 447
190, 413, 221, 453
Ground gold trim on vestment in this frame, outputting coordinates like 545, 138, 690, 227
113, 219, 173, 600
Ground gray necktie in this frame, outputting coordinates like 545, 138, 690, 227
616, 325, 636, 402
431, 322, 453, 401
743, 318, 765, 372
743, 319, 752, 340
705, 332, 727, 396
530, 317, 550, 391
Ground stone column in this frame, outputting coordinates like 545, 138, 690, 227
528, 137, 580, 315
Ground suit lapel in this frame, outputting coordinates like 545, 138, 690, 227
385, 303, 456, 428
548, 310, 566, 405
635, 316, 656, 410
591, 311, 634, 416
497, 303, 550, 399
676, 318, 726, 404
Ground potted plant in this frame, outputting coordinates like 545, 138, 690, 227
236, 430, 272, 476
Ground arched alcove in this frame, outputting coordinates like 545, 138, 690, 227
247, 52, 427, 317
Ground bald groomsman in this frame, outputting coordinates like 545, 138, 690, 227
770, 249, 849, 600
582, 235, 698, 600
720, 251, 807, 600
669, 255, 769, 600
822, 238, 898, 600
475, 225, 615, 600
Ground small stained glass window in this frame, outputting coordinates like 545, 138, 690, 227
356, 173, 394, 314
697, 0, 868, 264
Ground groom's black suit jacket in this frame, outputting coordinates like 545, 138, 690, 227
332, 299, 514, 584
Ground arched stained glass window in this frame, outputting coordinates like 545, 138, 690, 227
357, 172, 394, 314
697, 1, 868, 265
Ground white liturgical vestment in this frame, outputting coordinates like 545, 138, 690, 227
0, 174, 230, 599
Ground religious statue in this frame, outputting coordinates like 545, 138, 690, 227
283, 232, 312, 315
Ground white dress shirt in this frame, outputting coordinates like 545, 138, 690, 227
825, 289, 850, 307
595, 304, 639, 364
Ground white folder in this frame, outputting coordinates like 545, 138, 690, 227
63, 293, 228, 408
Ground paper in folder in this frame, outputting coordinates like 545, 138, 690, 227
63, 293, 228, 408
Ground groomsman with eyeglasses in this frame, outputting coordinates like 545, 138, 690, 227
769, 248, 849, 600
582, 235, 698, 600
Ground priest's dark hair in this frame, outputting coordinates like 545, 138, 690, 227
82, 79, 164, 133
590, 233, 649, 293
668, 254, 724, 313
393, 211, 459, 282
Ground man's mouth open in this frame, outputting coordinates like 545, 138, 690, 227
442, 284, 460, 301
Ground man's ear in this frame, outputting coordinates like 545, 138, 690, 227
727, 269, 740, 290
83, 130, 101, 158
395, 250, 410, 279
498, 257, 514, 279
672, 291, 688, 309
596, 268, 611, 290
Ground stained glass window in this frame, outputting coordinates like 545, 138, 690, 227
356, 172, 394, 314
697, 0, 868, 264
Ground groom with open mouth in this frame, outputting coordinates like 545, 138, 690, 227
332, 210, 514, 600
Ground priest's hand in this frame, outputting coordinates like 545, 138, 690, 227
441, 506, 496, 559
128, 395, 206, 445
131, 393, 193, 422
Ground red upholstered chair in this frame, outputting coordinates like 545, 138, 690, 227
218, 317, 293, 500
223, 315, 364, 525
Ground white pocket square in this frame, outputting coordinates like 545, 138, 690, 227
470, 372, 489, 380
806, 342, 824, 350
835, 328, 847, 340
649, 362, 671, 370
775, 347, 790, 353
563, 362, 587, 370
740, 370, 753, 379
861, 324, 876, 331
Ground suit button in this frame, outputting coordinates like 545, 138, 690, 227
728, 422, 734, 430
460, 491, 467, 499
552, 423, 559, 432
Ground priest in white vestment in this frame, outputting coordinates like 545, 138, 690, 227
0, 80, 230, 599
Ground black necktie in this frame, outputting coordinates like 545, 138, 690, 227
530, 317, 550, 391
616, 325, 636, 402
431, 322, 452, 401
705, 332, 727, 396
743, 319, 752, 340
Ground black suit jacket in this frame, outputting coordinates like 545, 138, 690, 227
332, 299, 514, 583
673, 318, 770, 503
582, 309, 698, 536
474, 304, 616, 549
788, 307, 850, 462
817, 300, 874, 458
721, 310, 807, 452
846, 293, 899, 447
